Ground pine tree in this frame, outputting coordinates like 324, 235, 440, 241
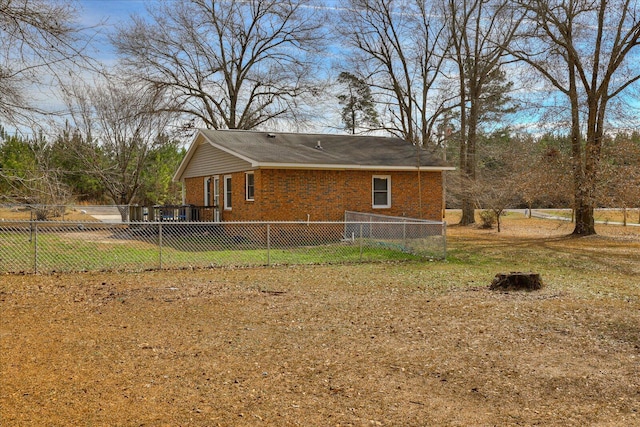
337, 72, 379, 134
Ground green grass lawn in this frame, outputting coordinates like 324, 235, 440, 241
0, 230, 430, 273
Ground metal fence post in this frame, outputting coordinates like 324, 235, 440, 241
403, 220, 407, 249
266, 224, 271, 266
33, 222, 38, 274
159, 222, 163, 269
359, 223, 363, 262
442, 222, 447, 259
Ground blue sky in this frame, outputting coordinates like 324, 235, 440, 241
79, 0, 147, 26
77, 0, 149, 62
4, 1, 151, 131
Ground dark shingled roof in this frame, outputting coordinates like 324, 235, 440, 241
199, 129, 451, 168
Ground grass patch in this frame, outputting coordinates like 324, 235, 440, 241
0, 230, 428, 273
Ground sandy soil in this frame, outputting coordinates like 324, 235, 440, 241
0, 207, 97, 222
1, 215, 639, 426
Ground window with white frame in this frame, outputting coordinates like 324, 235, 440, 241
204, 177, 212, 206
213, 176, 220, 207
245, 172, 255, 201
224, 175, 232, 210
372, 175, 391, 208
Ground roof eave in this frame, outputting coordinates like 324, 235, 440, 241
255, 162, 456, 171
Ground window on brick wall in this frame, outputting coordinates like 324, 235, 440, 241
213, 176, 220, 207
372, 175, 391, 208
224, 175, 232, 210
245, 172, 254, 201
204, 177, 212, 206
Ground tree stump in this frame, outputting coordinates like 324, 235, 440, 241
490, 272, 543, 291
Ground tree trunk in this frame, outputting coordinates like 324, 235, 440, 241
458, 90, 478, 227
573, 201, 595, 235
567, 51, 596, 237
461, 100, 479, 226
460, 199, 475, 225
117, 204, 130, 222
572, 77, 606, 236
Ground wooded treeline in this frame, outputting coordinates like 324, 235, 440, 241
0, 125, 184, 207
1, 0, 638, 234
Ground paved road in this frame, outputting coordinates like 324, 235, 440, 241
80, 206, 124, 223
510, 209, 640, 227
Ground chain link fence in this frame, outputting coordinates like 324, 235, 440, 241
0, 219, 446, 274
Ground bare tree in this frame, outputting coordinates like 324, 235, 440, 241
0, 129, 71, 218
465, 133, 524, 232
64, 78, 175, 220
508, 0, 640, 235
112, 0, 326, 130
337, 0, 451, 146
444, 0, 523, 226
0, 0, 89, 125
518, 135, 573, 212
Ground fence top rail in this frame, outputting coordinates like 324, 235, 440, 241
0, 204, 129, 209
0, 219, 446, 226
345, 211, 444, 225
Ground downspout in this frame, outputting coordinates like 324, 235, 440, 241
417, 143, 423, 218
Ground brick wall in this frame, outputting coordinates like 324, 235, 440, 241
184, 169, 443, 222
184, 177, 204, 205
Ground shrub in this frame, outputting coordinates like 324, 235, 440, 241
479, 210, 496, 229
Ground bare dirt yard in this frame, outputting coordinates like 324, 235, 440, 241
1, 213, 639, 426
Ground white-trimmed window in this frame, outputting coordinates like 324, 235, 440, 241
204, 177, 212, 206
245, 172, 255, 201
372, 175, 391, 208
224, 175, 232, 210
213, 176, 220, 207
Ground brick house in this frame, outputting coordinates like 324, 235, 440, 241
172, 129, 454, 222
